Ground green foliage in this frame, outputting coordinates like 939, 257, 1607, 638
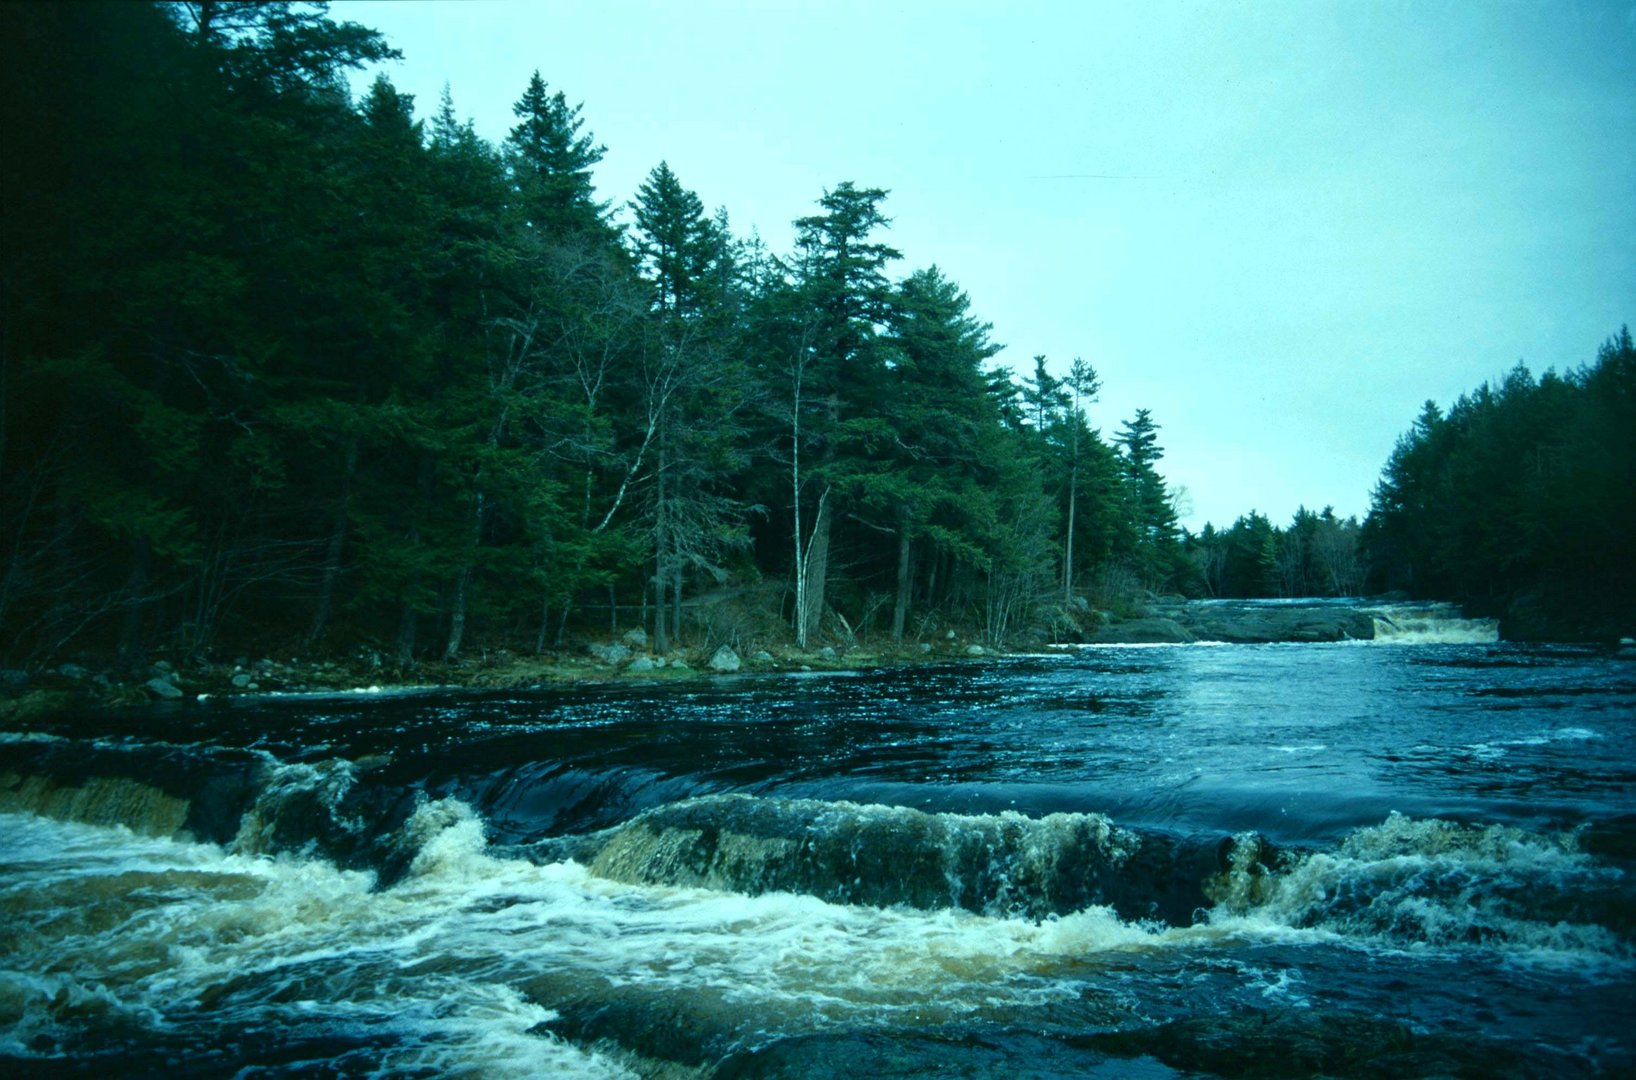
1361, 329, 1636, 638
0, 2, 1248, 663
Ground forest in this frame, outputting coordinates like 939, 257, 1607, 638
2, 2, 1629, 675
1361, 328, 1636, 641
0, 1, 1196, 670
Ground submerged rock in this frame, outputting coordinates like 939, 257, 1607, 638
1090, 1007, 1535, 1079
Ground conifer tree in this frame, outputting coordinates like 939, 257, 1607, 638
875, 266, 1003, 640
506, 70, 610, 239
629, 162, 752, 650
785, 183, 900, 643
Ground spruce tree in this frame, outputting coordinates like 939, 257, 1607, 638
785, 182, 900, 643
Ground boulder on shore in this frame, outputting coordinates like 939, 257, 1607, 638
588, 643, 632, 666
709, 645, 741, 673
145, 677, 184, 700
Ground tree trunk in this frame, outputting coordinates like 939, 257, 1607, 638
1064, 462, 1078, 601
653, 440, 669, 653
444, 490, 486, 661
801, 494, 832, 643
671, 567, 682, 645
653, 554, 669, 654
892, 507, 912, 643
395, 603, 416, 670
924, 542, 939, 613
445, 568, 470, 661
308, 437, 358, 645
117, 539, 152, 675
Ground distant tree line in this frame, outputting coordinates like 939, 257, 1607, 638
1, 2, 1195, 668
7, 4, 1626, 667
1186, 508, 1366, 600
1360, 329, 1636, 640
1182, 326, 1635, 637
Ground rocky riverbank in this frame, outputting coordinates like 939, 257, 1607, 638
0, 630, 1004, 720
0, 598, 1547, 722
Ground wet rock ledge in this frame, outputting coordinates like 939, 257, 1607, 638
1089, 601, 1378, 645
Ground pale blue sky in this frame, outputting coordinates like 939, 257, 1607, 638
331, 0, 1635, 531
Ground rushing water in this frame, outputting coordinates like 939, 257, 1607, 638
3, 609, 1634, 1077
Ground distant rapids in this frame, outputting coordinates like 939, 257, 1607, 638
3, 610, 1633, 1076
1364, 600, 1502, 644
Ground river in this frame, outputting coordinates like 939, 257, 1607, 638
3, 604, 1633, 1077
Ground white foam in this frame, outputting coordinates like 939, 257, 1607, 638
5, 801, 1628, 1070
1366, 603, 1500, 645
1204, 813, 1631, 971
0, 805, 1191, 1071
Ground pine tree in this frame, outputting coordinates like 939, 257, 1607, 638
629, 162, 752, 651
874, 266, 1003, 640
784, 182, 901, 644
506, 70, 611, 240
1115, 409, 1181, 586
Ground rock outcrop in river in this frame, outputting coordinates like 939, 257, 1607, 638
1089, 599, 1467, 644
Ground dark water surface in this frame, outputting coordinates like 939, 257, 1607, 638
3, 623, 1634, 1076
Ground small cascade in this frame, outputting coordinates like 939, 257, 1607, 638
0, 771, 190, 837
0, 740, 421, 878
1206, 812, 1632, 959
1366, 601, 1500, 644
564, 793, 1222, 924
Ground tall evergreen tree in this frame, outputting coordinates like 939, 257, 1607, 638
506, 70, 610, 240
873, 266, 1003, 641
629, 162, 752, 651
784, 182, 900, 644
1115, 408, 1181, 586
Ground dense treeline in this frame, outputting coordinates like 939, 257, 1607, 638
1184, 327, 1636, 633
1185, 507, 1366, 601
0, 2, 1190, 669
1361, 329, 1636, 640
